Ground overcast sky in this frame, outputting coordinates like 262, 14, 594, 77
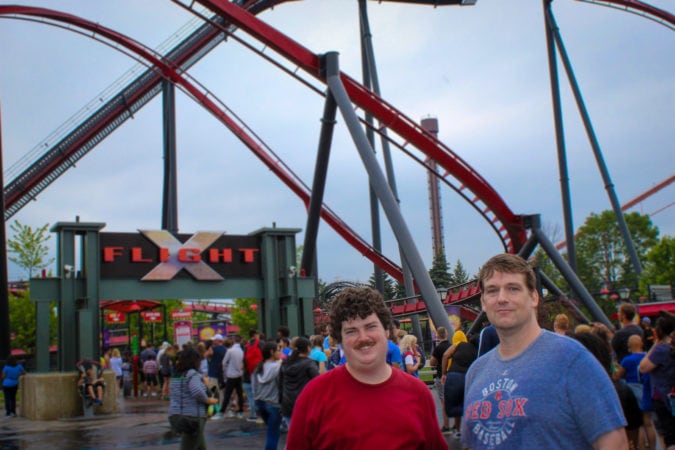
1, 0, 673, 287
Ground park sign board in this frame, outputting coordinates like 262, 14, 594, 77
100, 231, 262, 280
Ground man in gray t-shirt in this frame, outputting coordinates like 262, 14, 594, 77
462, 254, 627, 450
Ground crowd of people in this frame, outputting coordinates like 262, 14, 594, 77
95, 254, 675, 450
3, 253, 673, 450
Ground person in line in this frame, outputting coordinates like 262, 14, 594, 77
252, 342, 283, 450
159, 344, 175, 400
441, 329, 477, 438
430, 326, 452, 433
612, 302, 644, 365
639, 312, 675, 450
640, 316, 654, 351
168, 347, 219, 450
108, 348, 123, 397
215, 335, 244, 419
614, 334, 657, 450
308, 335, 327, 374
286, 287, 448, 449
386, 326, 403, 370
143, 353, 160, 398
461, 253, 628, 449
279, 337, 319, 431
243, 329, 264, 421
572, 332, 643, 450
205, 334, 226, 399
476, 323, 499, 357
553, 313, 571, 335
399, 334, 422, 378
2, 356, 25, 417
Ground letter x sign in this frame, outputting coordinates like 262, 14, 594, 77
140, 230, 224, 281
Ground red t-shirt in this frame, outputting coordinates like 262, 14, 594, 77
286, 365, 448, 449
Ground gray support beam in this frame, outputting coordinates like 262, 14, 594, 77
301, 90, 337, 277
162, 80, 179, 233
543, 0, 577, 274
325, 52, 453, 335
359, 0, 422, 342
546, 6, 642, 276
537, 268, 590, 324
530, 219, 613, 329
359, 0, 384, 296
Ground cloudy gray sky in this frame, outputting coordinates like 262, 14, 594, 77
1, 0, 673, 285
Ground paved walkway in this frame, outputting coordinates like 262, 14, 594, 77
0, 386, 462, 449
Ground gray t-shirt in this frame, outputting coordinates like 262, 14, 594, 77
462, 330, 626, 449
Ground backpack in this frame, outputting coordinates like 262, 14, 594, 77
244, 339, 263, 375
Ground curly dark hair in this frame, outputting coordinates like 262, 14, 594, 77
329, 287, 392, 343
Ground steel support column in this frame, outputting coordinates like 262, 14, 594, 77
301, 89, 337, 277
546, 6, 642, 276
161, 79, 179, 233
536, 268, 590, 324
543, 0, 577, 274
359, 0, 422, 342
325, 52, 453, 335
527, 215, 612, 329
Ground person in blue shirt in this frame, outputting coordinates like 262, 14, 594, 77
2, 356, 26, 417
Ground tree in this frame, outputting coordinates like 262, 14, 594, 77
368, 272, 397, 300
639, 235, 675, 295
428, 251, 453, 288
8, 291, 58, 354
230, 298, 259, 336
451, 259, 470, 285
575, 211, 659, 292
7, 221, 55, 279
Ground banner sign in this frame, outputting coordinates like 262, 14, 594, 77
106, 312, 126, 324
197, 324, 227, 342
174, 321, 193, 347
141, 311, 162, 323
171, 309, 192, 320
99, 231, 262, 280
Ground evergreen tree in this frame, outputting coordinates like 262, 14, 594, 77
428, 251, 453, 288
451, 259, 470, 285
368, 272, 397, 300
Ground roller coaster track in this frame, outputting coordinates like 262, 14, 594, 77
0, 1, 528, 284
2, 0, 670, 287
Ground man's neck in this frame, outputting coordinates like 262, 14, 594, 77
497, 322, 542, 359
346, 363, 392, 385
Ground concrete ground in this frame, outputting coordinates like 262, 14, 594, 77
0, 386, 462, 449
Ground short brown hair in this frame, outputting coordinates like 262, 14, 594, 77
478, 253, 536, 293
618, 303, 637, 321
329, 287, 392, 343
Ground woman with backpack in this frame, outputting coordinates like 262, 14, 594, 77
252, 342, 283, 450
441, 330, 477, 439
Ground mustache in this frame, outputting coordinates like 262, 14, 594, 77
354, 340, 376, 350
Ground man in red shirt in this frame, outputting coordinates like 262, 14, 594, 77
286, 287, 448, 449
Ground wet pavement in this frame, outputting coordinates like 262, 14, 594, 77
0, 387, 461, 449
